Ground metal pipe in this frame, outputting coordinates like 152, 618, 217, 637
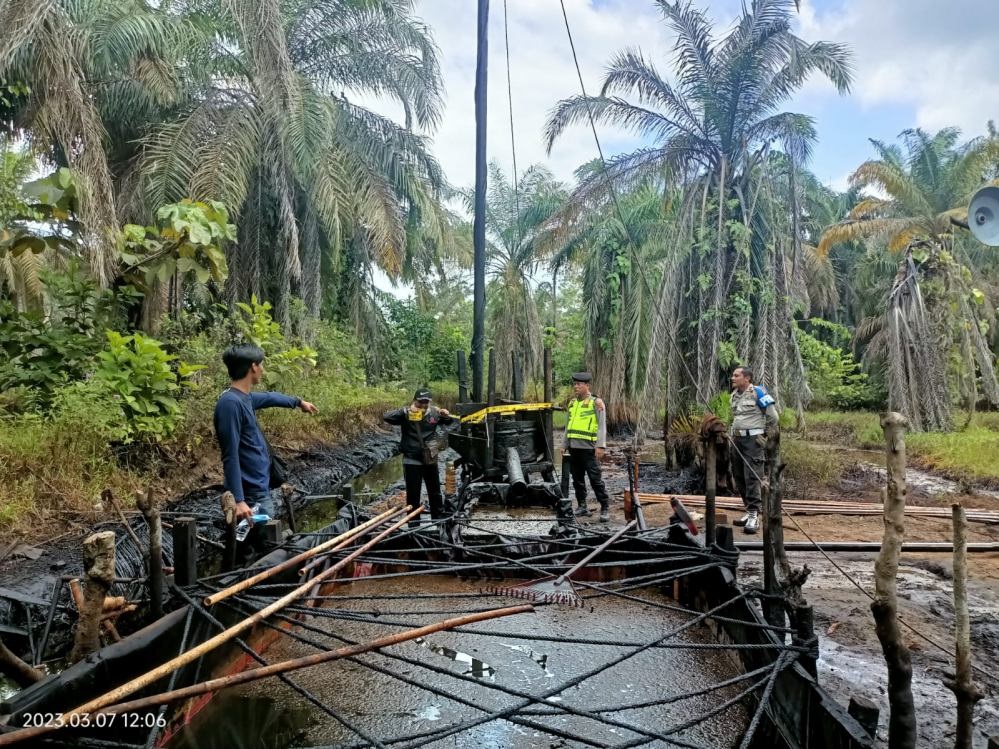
505, 447, 527, 494
470, 0, 489, 403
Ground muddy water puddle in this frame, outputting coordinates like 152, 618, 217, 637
297, 455, 405, 533
201, 575, 749, 748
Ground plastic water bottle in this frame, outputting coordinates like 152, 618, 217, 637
235, 504, 271, 542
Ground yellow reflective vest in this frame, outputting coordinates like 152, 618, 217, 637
566, 397, 598, 442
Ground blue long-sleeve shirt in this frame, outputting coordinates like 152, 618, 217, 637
213, 388, 301, 502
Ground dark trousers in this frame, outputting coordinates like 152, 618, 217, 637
568, 448, 609, 508
732, 434, 764, 513
404, 463, 444, 518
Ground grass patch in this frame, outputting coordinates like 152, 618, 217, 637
781, 437, 847, 490
797, 410, 999, 485
0, 364, 410, 541
906, 428, 999, 486
797, 410, 883, 448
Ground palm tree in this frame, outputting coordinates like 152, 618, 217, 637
0, 0, 189, 286
820, 127, 999, 429
474, 162, 566, 392
1, 0, 447, 330
545, 0, 852, 416
544, 176, 670, 427
0, 139, 42, 309
139, 0, 446, 326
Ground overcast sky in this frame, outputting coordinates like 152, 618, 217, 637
393, 0, 999, 193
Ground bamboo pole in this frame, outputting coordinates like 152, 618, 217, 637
946, 503, 982, 749
0, 504, 423, 743
69, 532, 117, 664
871, 412, 916, 749
205, 505, 404, 606
94, 605, 534, 717
0, 635, 43, 687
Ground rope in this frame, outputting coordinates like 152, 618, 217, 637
502, 0, 522, 254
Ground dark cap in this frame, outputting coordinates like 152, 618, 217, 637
414, 388, 432, 401
571, 372, 592, 383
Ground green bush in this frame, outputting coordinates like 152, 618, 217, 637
235, 296, 317, 387
93, 331, 201, 441
796, 319, 880, 410
0, 264, 136, 405
384, 298, 469, 386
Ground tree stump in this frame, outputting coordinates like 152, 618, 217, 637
69, 531, 116, 664
872, 412, 917, 749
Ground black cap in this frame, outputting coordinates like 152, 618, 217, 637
414, 388, 432, 401
571, 372, 592, 383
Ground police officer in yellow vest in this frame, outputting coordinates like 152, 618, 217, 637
563, 372, 610, 522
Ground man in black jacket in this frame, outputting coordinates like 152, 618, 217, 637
384, 388, 453, 519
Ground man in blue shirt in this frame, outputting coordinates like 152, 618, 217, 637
214, 345, 318, 526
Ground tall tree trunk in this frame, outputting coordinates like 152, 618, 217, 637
706, 156, 728, 396
299, 205, 321, 320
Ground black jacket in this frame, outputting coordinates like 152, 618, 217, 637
383, 406, 453, 462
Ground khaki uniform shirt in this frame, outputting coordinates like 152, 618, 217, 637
730, 387, 779, 432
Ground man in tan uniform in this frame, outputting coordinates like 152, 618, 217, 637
729, 365, 779, 534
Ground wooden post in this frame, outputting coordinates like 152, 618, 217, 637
172, 517, 198, 587
761, 436, 782, 628
704, 438, 717, 547
871, 412, 917, 749
792, 603, 817, 675
135, 489, 162, 620
946, 503, 982, 749
457, 350, 469, 403
281, 484, 297, 534
69, 532, 116, 664
342, 483, 354, 507
848, 695, 880, 738
0, 635, 43, 687
220, 491, 237, 572
262, 520, 282, 546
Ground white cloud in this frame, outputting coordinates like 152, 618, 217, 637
798, 0, 999, 135
398, 0, 674, 188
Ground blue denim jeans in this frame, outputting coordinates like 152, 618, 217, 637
243, 491, 275, 519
